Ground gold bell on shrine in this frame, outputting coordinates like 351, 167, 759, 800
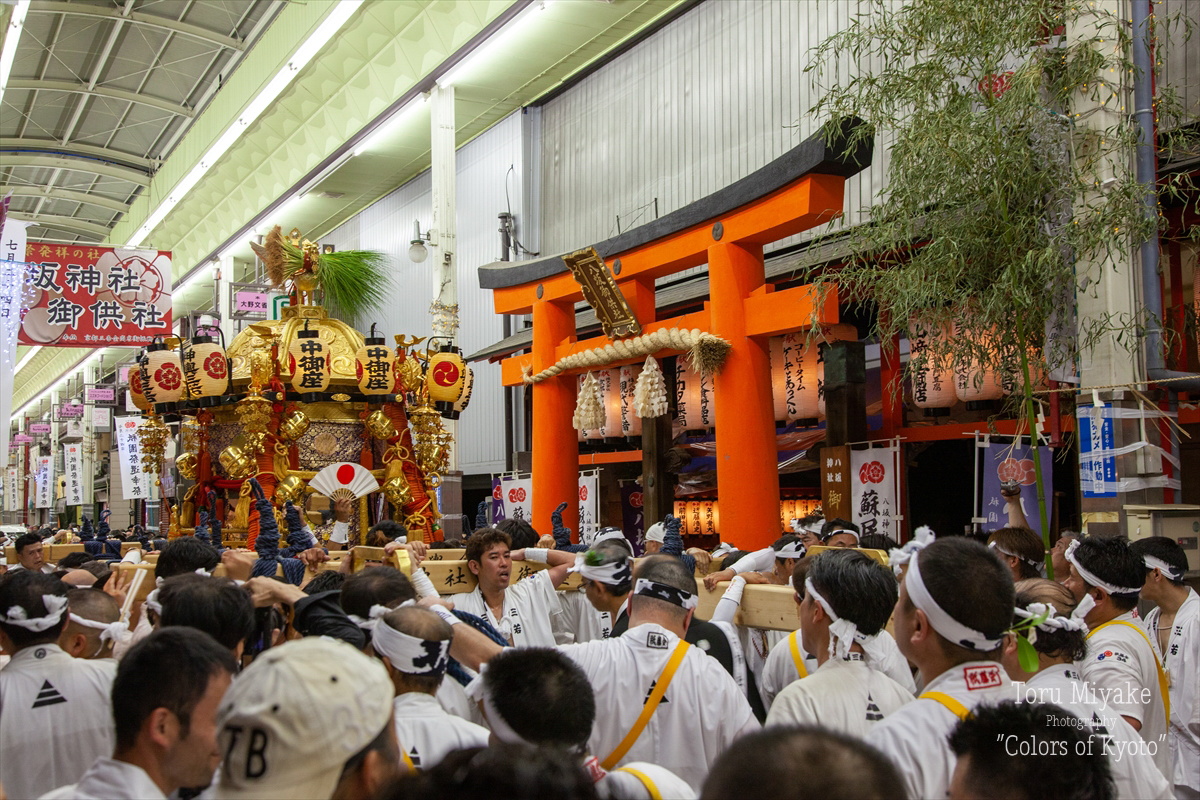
366, 410, 396, 441
279, 410, 310, 442
383, 476, 413, 508
218, 444, 255, 480
175, 452, 198, 481
275, 474, 308, 506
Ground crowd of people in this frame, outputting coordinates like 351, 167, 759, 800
0, 501, 1196, 800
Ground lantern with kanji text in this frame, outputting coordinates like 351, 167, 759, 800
355, 324, 396, 397
182, 328, 229, 406
142, 337, 184, 414
288, 320, 331, 400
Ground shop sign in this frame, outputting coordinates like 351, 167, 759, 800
12, 434, 32, 444
85, 387, 116, 405
18, 243, 172, 347
29, 423, 50, 434
236, 291, 269, 313
1077, 403, 1116, 498
55, 403, 85, 420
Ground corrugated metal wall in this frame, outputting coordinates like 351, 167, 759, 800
1160, 0, 1200, 126
322, 111, 533, 475
539, 0, 889, 274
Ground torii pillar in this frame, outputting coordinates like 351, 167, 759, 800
531, 297, 579, 539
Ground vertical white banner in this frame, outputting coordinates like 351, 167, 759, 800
115, 416, 152, 501
64, 443, 84, 505
0, 218, 30, 468
850, 445, 900, 541
34, 455, 54, 508
5, 466, 18, 510
578, 472, 599, 543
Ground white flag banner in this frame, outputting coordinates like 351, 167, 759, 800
64, 443, 84, 506
850, 444, 901, 541
115, 416, 152, 501
493, 473, 602, 541
5, 466, 18, 510
0, 218, 30, 468
34, 455, 54, 508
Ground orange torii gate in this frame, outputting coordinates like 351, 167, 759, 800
478, 119, 873, 550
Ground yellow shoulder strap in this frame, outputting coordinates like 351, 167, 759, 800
601, 640, 691, 770
789, 630, 808, 679
398, 743, 416, 773
919, 691, 971, 721
1088, 619, 1171, 724
615, 767, 663, 800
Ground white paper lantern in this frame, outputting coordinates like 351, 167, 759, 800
675, 360, 715, 431
954, 322, 1005, 402
597, 368, 621, 438
908, 316, 957, 409
769, 337, 790, 422
619, 364, 643, 437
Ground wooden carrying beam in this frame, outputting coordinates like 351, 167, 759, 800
419, 559, 583, 593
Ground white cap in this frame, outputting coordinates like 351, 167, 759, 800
216, 637, 394, 800
644, 522, 666, 543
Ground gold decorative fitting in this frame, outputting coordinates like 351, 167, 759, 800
382, 476, 413, 508
366, 410, 396, 440
279, 410, 310, 442
175, 452, 198, 481
275, 475, 308, 506
219, 445, 256, 480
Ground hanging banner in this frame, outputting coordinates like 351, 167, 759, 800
980, 441, 1053, 536
0, 216, 32, 469
115, 416, 152, 501
820, 444, 853, 521
17, 243, 172, 347
620, 483, 645, 555
491, 474, 600, 541
1077, 403, 1117, 498
63, 443, 84, 506
850, 445, 900, 540
34, 455, 54, 508
5, 466, 19, 510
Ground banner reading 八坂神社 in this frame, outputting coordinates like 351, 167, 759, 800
17, 242, 172, 347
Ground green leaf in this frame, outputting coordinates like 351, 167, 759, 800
1017, 634, 1040, 673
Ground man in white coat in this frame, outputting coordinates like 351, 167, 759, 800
765, 549, 914, 734
865, 537, 1017, 800
477, 645, 695, 799
1002, 578, 1172, 800
1064, 535, 1172, 780
0, 571, 116, 799
451, 528, 573, 648
1132, 536, 1200, 799
437, 555, 759, 792
43, 628, 237, 800
371, 606, 488, 771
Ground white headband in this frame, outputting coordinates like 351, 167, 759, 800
825, 528, 859, 544
644, 523, 665, 544
3, 594, 69, 632
1143, 555, 1184, 582
1013, 603, 1088, 643
465, 668, 535, 747
805, 577, 891, 664
1064, 540, 1141, 596
143, 588, 163, 616
347, 603, 399, 632
889, 525, 935, 576
989, 540, 1042, 568
69, 613, 129, 655
592, 528, 627, 547
775, 541, 807, 560
372, 621, 450, 676
570, 553, 632, 587
711, 542, 735, 557
906, 551, 1003, 651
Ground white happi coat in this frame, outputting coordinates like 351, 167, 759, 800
559, 622, 760, 791
1146, 588, 1200, 797
392, 692, 489, 770
40, 757, 166, 800
866, 660, 1014, 800
0, 644, 117, 800
1021, 666, 1172, 800
435, 675, 485, 726
556, 588, 613, 644
453, 570, 561, 648
758, 630, 819, 710
1081, 611, 1172, 779
764, 654, 914, 737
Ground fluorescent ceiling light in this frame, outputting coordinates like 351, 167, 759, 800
174, 265, 213, 297
438, 0, 554, 88
354, 94, 428, 157
11, 348, 107, 421
15, 345, 40, 373
125, 0, 365, 248
0, 0, 30, 108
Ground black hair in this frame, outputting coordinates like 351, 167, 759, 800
701, 726, 907, 800
56, 552, 94, 570
790, 557, 813, 598
948, 702, 1114, 800
465, 527, 512, 566
485, 647, 595, 753
988, 527, 1045, 580
1071, 537, 1144, 611
157, 574, 255, 653
155, 536, 220, 580
441, 538, 464, 548
821, 518, 860, 538
340, 566, 415, 619
0, 571, 69, 648
630, 555, 697, 623
14, 532, 42, 556
303, 570, 347, 594
720, 550, 751, 571
858, 534, 900, 552
1013, 579, 1087, 662
494, 518, 539, 550
807, 549, 897, 636
380, 744, 598, 800
113, 627, 237, 752
245, 606, 285, 661
908, 538, 1014, 659
64, 588, 120, 654
368, 520, 406, 542
1129, 536, 1189, 587
771, 534, 804, 554
585, 540, 633, 595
